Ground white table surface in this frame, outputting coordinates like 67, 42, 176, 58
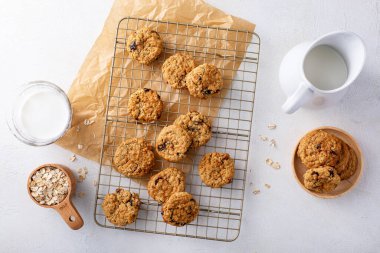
1, 0, 379, 252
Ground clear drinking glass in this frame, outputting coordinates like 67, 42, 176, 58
7, 81, 72, 146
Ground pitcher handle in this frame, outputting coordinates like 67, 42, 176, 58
282, 83, 313, 114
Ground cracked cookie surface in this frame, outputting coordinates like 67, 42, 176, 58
162, 53, 196, 89
185, 63, 223, 99
173, 111, 212, 148
303, 166, 341, 193
102, 188, 141, 226
161, 192, 199, 227
126, 27, 163, 65
147, 167, 186, 204
113, 138, 155, 177
297, 130, 343, 168
127, 88, 163, 123
199, 152, 235, 188
155, 125, 191, 162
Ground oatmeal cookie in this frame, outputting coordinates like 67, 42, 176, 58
126, 27, 163, 65
102, 188, 141, 226
161, 192, 199, 227
173, 111, 212, 148
303, 166, 341, 193
339, 147, 358, 180
297, 130, 343, 168
162, 53, 196, 89
113, 138, 155, 177
155, 125, 191, 162
199, 152, 235, 188
185, 63, 223, 99
147, 167, 186, 204
334, 143, 350, 177
127, 88, 164, 122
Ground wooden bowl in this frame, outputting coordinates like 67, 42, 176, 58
292, 126, 363, 198
27, 164, 84, 229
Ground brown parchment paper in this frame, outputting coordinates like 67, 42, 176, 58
56, 0, 255, 164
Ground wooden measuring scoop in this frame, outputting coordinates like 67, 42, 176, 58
27, 163, 84, 230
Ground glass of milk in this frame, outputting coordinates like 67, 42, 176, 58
7, 81, 72, 146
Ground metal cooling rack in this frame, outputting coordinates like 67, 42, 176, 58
94, 17, 260, 241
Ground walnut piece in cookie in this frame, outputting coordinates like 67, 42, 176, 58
162, 53, 196, 89
155, 125, 191, 162
173, 111, 212, 148
161, 192, 199, 227
147, 167, 185, 204
126, 27, 163, 65
303, 166, 341, 193
297, 130, 343, 169
127, 88, 163, 123
185, 63, 223, 99
102, 188, 141, 226
113, 138, 155, 177
198, 152, 235, 188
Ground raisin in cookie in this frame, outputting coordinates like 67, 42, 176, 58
113, 138, 155, 177
161, 192, 199, 227
162, 53, 196, 89
126, 27, 163, 65
102, 188, 141, 226
199, 152, 235, 188
297, 130, 343, 168
155, 125, 191, 162
303, 167, 341, 193
185, 63, 223, 99
127, 88, 163, 123
173, 111, 212, 148
147, 167, 185, 204
339, 147, 358, 180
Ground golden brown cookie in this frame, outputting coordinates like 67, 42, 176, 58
303, 166, 341, 193
297, 130, 343, 168
102, 188, 141, 226
126, 27, 163, 65
334, 143, 350, 177
127, 88, 164, 123
173, 111, 212, 148
155, 125, 191, 162
113, 138, 155, 177
161, 192, 199, 227
162, 53, 196, 89
185, 63, 223, 99
198, 152, 235, 188
147, 167, 186, 204
339, 147, 358, 180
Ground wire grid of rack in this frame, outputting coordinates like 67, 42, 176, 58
94, 17, 260, 241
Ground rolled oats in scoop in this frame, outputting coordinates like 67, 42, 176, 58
29, 166, 69, 206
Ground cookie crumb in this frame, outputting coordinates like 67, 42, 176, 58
253, 189, 260, 195
70, 154, 77, 162
84, 119, 95, 126
77, 167, 88, 182
267, 123, 277, 130
264, 183, 271, 189
77, 144, 83, 150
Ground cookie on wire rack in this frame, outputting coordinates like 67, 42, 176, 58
127, 88, 164, 123
161, 192, 199, 227
162, 53, 196, 89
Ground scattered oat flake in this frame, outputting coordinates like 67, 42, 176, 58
265, 184, 271, 189
77, 144, 83, 150
266, 158, 273, 166
70, 154, 77, 162
84, 119, 95, 126
259, 135, 269, 141
269, 139, 277, 147
272, 162, 281, 169
253, 189, 261, 195
77, 167, 88, 182
267, 123, 277, 130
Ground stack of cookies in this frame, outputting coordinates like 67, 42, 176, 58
297, 130, 358, 193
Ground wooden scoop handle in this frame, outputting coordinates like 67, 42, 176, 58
54, 198, 84, 230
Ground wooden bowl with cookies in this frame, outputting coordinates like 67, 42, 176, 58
292, 126, 363, 198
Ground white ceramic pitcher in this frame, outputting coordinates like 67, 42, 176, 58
280, 31, 366, 114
